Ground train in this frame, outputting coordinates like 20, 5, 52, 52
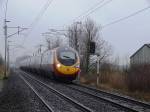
19, 46, 80, 82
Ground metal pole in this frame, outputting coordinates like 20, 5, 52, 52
96, 55, 100, 86
75, 22, 82, 83
4, 19, 7, 78
7, 43, 10, 72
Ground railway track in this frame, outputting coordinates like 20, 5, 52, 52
19, 71, 93, 112
19, 70, 150, 112
19, 75, 54, 112
65, 83, 150, 112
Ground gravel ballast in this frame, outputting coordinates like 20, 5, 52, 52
0, 70, 49, 112
24, 71, 128, 112
23, 73, 83, 112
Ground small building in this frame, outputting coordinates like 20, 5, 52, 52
130, 44, 150, 66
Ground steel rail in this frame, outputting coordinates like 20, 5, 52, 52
19, 75, 54, 112
65, 85, 140, 112
72, 83, 150, 112
21, 71, 93, 112
75, 83, 150, 108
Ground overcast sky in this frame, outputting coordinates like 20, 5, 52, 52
0, 0, 150, 64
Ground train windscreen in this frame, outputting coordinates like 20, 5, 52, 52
57, 50, 77, 66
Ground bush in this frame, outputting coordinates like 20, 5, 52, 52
126, 64, 150, 92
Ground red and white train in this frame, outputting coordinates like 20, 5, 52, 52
19, 46, 80, 82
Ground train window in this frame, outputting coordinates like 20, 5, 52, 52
57, 50, 77, 66
60, 52, 75, 60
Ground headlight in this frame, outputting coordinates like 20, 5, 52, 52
56, 64, 61, 68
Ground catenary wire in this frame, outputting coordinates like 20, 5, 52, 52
21, 0, 54, 47
102, 5, 150, 28
73, 0, 105, 21
78, 0, 113, 21
25, 0, 54, 37
62, 0, 113, 28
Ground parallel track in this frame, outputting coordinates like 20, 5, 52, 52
20, 71, 93, 112
68, 83, 150, 112
20, 70, 150, 112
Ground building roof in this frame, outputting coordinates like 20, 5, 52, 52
147, 44, 150, 48
130, 44, 150, 58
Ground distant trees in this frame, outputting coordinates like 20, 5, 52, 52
67, 22, 81, 51
42, 19, 112, 74
45, 37, 60, 50
67, 19, 112, 73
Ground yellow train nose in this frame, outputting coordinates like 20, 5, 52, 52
56, 64, 79, 75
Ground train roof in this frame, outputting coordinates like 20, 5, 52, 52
56, 46, 78, 53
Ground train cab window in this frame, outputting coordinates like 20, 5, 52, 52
60, 52, 75, 59
57, 50, 77, 66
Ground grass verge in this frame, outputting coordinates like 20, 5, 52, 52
80, 72, 150, 102
0, 66, 9, 80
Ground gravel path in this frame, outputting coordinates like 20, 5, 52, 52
0, 71, 49, 112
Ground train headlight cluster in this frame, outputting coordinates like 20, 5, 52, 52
57, 64, 61, 68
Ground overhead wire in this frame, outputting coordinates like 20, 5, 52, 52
78, 0, 113, 21
25, 0, 54, 37
73, 0, 105, 21
21, 0, 150, 48
71, 1, 150, 29
21, 0, 54, 46
62, 0, 113, 28
102, 5, 150, 28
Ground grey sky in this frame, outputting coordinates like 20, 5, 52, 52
0, 0, 150, 64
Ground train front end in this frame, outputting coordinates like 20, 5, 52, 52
54, 47, 80, 81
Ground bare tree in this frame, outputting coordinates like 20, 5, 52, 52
66, 19, 112, 74
82, 19, 100, 73
67, 22, 81, 52
45, 36, 60, 50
